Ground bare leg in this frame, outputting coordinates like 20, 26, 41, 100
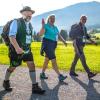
4, 67, 16, 81
27, 61, 35, 71
51, 58, 67, 81
51, 58, 60, 75
42, 57, 49, 73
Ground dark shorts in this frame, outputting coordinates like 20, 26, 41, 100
40, 38, 57, 60
8, 45, 33, 67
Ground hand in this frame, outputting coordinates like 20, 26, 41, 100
15, 47, 24, 54
42, 18, 45, 27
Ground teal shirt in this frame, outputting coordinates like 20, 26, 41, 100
43, 23, 59, 41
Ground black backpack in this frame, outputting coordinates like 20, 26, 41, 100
1, 19, 17, 46
69, 23, 83, 40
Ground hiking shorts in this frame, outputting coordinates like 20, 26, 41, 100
40, 38, 57, 60
8, 45, 33, 67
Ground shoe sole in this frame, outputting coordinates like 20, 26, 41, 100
32, 91, 45, 95
40, 76, 48, 80
3, 85, 13, 92
4, 88, 13, 92
70, 74, 78, 77
40, 77, 48, 80
59, 76, 67, 82
88, 74, 97, 79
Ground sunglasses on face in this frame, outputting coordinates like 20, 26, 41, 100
82, 18, 87, 21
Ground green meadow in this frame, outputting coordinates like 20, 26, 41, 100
0, 42, 100, 72
94, 33, 100, 38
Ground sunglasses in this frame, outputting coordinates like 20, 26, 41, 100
82, 18, 87, 20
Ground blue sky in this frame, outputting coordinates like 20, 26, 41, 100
0, 0, 100, 25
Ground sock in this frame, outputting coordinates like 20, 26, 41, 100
29, 71, 36, 84
5, 69, 12, 81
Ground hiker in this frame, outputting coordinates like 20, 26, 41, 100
3, 6, 45, 94
69, 15, 97, 78
38, 14, 67, 81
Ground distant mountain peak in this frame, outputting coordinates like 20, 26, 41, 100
32, 1, 100, 31
66, 0, 100, 8
91, 1, 100, 3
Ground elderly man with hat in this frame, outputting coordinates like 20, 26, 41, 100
3, 6, 45, 94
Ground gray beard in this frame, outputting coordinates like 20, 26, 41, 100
23, 16, 31, 22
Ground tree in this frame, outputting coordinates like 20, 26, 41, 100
33, 31, 41, 42
59, 29, 68, 41
0, 35, 3, 43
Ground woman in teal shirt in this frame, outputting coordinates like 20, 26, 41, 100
39, 14, 67, 82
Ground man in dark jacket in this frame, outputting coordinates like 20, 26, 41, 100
70, 15, 97, 79
3, 6, 45, 94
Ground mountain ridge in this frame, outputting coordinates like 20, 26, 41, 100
32, 1, 100, 31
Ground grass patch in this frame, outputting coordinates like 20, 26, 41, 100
0, 42, 100, 72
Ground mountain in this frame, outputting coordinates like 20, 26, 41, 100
32, 1, 100, 31
0, 1, 100, 33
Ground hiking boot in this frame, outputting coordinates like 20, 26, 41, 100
58, 74, 67, 82
32, 83, 45, 95
40, 72, 48, 79
88, 72, 97, 79
70, 71, 78, 77
3, 80, 12, 92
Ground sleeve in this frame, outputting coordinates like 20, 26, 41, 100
9, 20, 17, 37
